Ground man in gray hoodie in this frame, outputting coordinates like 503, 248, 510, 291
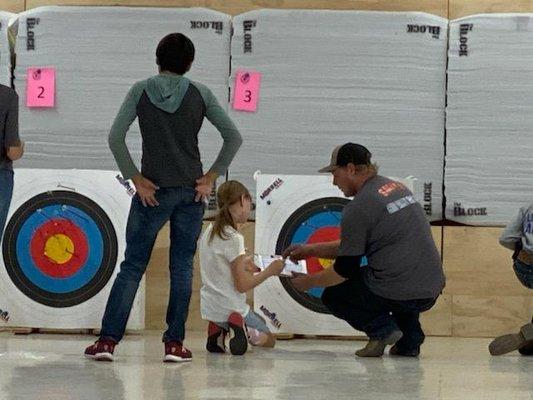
489, 202, 533, 356
84, 33, 242, 363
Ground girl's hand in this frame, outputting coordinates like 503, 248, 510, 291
266, 259, 285, 276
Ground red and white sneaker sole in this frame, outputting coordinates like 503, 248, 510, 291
163, 354, 192, 363
228, 312, 248, 356
85, 352, 114, 362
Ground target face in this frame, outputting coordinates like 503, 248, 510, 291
276, 197, 349, 314
2, 191, 118, 308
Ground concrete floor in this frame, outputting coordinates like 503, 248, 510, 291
0, 331, 531, 400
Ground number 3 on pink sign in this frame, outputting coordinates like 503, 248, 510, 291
233, 70, 261, 112
26, 67, 55, 108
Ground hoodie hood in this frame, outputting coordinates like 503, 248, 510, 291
145, 74, 190, 113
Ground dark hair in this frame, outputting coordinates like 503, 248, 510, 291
156, 33, 195, 74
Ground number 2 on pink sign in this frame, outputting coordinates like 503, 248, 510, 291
26, 67, 55, 108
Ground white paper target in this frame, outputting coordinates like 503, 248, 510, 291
0, 169, 144, 329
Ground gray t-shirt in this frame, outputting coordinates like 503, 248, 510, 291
338, 175, 445, 300
499, 202, 533, 254
0, 85, 19, 171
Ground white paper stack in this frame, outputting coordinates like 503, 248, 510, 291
0, 11, 15, 87
14, 6, 231, 172
229, 9, 448, 221
446, 14, 533, 225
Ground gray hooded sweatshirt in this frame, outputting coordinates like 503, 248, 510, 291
108, 73, 242, 188
499, 202, 533, 255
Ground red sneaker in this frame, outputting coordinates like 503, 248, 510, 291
206, 321, 227, 353
164, 341, 192, 363
84, 339, 116, 362
228, 312, 248, 355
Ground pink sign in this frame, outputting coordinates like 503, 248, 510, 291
233, 70, 261, 112
26, 67, 55, 108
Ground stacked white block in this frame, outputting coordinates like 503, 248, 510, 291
0, 11, 15, 87
14, 6, 231, 172
229, 10, 448, 221
446, 14, 533, 225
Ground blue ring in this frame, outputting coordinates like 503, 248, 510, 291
16, 205, 104, 294
289, 210, 367, 299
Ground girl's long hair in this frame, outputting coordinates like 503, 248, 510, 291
209, 180, 251, 243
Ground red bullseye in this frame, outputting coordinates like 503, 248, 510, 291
30, 219, 89, 278
305, 226, 341, 274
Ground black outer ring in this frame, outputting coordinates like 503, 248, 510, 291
275, 197, 349, 314
2, 191, 118, 308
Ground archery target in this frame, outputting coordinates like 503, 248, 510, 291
254, 174, 356, 335
3, 191, 117, 308
254, 173, 414, 336
275, 197, 349, 314
0, 169, 144, 329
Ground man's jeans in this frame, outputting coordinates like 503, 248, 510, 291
322, 271, 437, 352
514, 259, 533, 289
0, 169, 14, 245
100, 186, 204, 343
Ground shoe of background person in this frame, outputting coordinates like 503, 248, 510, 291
84, 339, 117, 362
228, 312, 248, 355
518, 341, 533, 356
520, 318, 533, 355
489, 323, 533, 356
355, 330, 403, 357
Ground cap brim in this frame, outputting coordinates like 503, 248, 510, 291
318, 165, 336, 173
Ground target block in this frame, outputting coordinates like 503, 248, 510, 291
0, 169, 144, 329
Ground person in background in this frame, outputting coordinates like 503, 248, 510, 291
0, 84, 23, 244
489, 202, 533, 356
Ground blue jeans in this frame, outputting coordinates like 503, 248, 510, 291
100, 187, 204, 343
322, 271, 437, 352
514, 260, 533, 289
0, 169, 14, 245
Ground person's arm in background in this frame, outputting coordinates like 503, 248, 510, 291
6, 140, 23, 160
194, 83, 243, 201
108, 82, 159, 207
499, 207, 525, 251
5, 92, 23, 161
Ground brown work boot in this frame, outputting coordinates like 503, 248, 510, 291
355, 330, 403, 358
489, 323, 533, 356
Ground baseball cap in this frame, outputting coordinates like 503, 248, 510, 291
318, 143, 371, 173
